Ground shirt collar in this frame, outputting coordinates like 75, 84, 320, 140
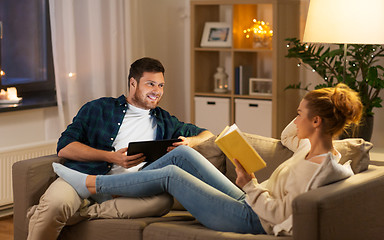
117, 95, 128, 106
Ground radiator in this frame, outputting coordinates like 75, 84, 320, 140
0, 140, 57, 208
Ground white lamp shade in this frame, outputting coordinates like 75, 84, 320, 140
303, 0, 384, 44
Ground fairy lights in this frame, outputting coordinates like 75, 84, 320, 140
243, 19, 273, 48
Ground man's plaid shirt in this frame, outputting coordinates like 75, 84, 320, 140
57, 95, 206, 175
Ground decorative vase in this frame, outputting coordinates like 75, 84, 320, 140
339, 115, 374, 142
213, 67, 228, 93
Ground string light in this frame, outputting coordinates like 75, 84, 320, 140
243, 18, 273, 48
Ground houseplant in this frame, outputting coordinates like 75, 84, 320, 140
285, 37, 384, 140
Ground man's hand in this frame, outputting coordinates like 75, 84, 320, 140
108, 147, 146, 168
166, 136, 189, 152
166, 130, 215, 152
234, 159, 255, 188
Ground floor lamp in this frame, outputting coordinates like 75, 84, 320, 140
302, 0, 384, 78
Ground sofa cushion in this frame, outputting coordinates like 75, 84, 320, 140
193, 136, 226, 173
60, 211, 195, 240
333, 138, 373, 173
143, 220, 293, 240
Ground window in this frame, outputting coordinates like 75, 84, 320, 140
0, 0, 55, 96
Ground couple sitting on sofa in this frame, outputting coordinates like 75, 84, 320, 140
27, 57, 363, 239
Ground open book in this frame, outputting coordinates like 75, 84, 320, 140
215, 124, 266, 173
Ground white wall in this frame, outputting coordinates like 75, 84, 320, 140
136, 0, 190, 122
0, 107, 60, 149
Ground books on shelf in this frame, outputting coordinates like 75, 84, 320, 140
234, 65, 253, 95
215, 124, 267, 173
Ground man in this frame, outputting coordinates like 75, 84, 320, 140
27, 57, 214, 240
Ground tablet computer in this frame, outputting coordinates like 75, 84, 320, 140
127, 138, 182, 163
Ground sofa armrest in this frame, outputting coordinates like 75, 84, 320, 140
12, 154, 63, 240
292, 165, 384, 240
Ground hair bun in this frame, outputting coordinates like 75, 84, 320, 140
331, 84, 362, 126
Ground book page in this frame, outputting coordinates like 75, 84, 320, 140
221, 123, 239, 138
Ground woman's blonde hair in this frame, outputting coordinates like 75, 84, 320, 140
303, 83, 363, 137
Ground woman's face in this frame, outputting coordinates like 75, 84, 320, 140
294, 99, 316, 139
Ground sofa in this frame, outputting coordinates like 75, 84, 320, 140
12, 133, 384, 240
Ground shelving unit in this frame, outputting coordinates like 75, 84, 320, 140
190, 0, 301, 137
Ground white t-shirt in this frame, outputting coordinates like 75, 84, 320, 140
108, 104, 157, 175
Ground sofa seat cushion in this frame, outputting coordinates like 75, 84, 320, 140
59, 211, 194, 240
143, 220, 293, 240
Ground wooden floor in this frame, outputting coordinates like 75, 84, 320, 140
0, 216, 13, 240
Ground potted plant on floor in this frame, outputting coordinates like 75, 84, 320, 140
285, 37, 384, 141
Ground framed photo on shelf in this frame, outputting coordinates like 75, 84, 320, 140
249, 78, 272, 96
200, 22, 232, 47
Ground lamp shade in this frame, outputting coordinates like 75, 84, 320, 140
303, 0, 384, 44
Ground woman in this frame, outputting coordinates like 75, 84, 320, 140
53, 83, 362, 236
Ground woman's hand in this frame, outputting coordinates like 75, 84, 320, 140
234, 159, 255, 188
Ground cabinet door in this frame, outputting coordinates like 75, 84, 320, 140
194, 97, 230, 135
235, 99, 272, 137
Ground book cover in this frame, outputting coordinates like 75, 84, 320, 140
215, 124, 266, 173
235, 66, 240, 94
241, 65, 253, 95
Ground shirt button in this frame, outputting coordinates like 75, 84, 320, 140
123, 110, 126, 113
118, 123, 121, 125
111, 137, 114, 141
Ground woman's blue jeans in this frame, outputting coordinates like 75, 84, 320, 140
96, 145, 265, 234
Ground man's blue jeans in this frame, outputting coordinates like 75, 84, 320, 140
96, 145, 265, 234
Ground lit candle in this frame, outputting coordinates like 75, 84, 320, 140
0, 89, 6, 100
7, 87, 18, 100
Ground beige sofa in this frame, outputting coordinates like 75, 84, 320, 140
12, 133, 384, 240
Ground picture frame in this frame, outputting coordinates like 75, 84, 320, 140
200, 22, 232, 47
249, 78, 272, 96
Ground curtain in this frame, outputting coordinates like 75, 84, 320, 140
49, 0, 144, 131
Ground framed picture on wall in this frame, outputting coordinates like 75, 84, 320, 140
200, 22, 232, 47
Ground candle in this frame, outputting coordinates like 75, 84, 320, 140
0, 89, 6, 100
7, 87, 18, 100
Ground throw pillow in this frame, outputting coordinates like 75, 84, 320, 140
333, 138, 373, 173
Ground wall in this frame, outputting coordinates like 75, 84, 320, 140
0, 107, 60, 149
136, 0, 190, 122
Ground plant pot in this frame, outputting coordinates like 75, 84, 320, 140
339, 115, 374, 142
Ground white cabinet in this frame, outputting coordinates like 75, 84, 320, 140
235, 99, 272, 137
194, 97, 230, 135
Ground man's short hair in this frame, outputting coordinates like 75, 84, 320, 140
128, 57, 165, 88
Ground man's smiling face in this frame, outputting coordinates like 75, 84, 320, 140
127, 72, 165, 110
